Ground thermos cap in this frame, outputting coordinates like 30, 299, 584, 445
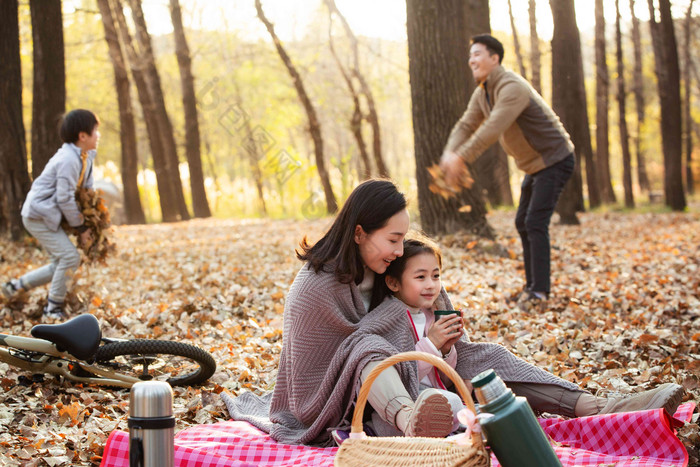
129, 381, 174, 418
471, 369, 497, 388
472, 369, 510, 406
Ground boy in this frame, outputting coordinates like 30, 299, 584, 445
2, 109, 99, 319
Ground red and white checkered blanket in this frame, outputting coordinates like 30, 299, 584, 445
100, 402, 695, 467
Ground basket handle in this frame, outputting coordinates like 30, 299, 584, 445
353, 351, 485, 450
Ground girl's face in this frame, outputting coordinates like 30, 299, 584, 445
387, 252, 441, 309
355, 209, 409, 274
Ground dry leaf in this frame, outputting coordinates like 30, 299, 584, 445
427, 164, 475, 200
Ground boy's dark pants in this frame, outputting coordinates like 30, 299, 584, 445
515, 154, 575, 295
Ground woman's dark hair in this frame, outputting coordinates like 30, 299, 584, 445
297, 179, 407, 284
470, 34, 504, 64
59, 109, 99, 144
369, 233, 442, 309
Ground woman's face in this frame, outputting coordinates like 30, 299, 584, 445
355, 209, 410, 274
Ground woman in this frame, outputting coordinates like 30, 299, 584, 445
223, 179, 685, 446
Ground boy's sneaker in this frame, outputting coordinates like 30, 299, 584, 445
404, 388, 453, 438
43, 303, 67, 320
598, 383, 685, 416
2, 281, 19, 299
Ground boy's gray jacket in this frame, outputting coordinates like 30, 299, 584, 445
223, 263, 579, 446
21, 143, 95, 231
444, 65, 574, 175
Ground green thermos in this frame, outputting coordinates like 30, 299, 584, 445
471, 369, 562, 467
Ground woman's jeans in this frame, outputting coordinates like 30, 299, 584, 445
20, 217, 81, 303
515, 154, 575, 295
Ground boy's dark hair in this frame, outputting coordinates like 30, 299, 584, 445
370, 233, 442, 309
59, 109, 99, 144
297, 179, 407, 285
470, 34, 504, 64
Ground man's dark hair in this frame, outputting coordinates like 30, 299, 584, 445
59, 109, 99, 144
470, 34, 504, 64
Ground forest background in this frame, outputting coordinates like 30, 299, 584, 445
2, 0, 699, 231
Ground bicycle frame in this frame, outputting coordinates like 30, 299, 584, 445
0, 333, 139, 388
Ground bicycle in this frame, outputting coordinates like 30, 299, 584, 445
0, 313, 216, 388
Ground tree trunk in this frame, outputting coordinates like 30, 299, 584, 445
528, 0, 542, 95
169, 0, 210, 218
615, 0, 634, 207
683, 0, 695, 195
255, 0, 337, 214
242, 116, 268, 216
550, 0, 595, 224
507, 0, 527, 78
361, 77, 389, 178
230, 80, 268, 216
112, 0, 180, 222
0, 0, 32, 240
629, 0, 651, 192
127, 0, 191, 220
594, 0, 616, 203
97, 0, 146, 225
326, 8, 371, 179
646, 0, 686, 211
324, 0, 389, 178
474, 145, 514, 207
406, 0, 493, 237
29, 0, 65, 179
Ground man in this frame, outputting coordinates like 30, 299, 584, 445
440, 34, 575, 308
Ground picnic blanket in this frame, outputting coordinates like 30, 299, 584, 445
100, 402, 695, 467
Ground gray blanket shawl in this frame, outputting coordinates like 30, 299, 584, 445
223, 263, 579, 446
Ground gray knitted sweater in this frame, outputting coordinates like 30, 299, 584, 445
222, 263, 579, 446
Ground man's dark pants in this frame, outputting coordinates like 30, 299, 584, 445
515, 154, 575, 295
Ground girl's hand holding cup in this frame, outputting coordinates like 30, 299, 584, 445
429, 310, 464, 355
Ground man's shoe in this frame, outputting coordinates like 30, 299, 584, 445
598, 383, 685, 416
404, 388, 453, 438
509, 285, 531, 303
517, 291, 548, 312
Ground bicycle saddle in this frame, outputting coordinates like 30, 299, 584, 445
31, 313, 102, 361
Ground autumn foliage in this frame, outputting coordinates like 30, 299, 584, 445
0, 211, 698, 464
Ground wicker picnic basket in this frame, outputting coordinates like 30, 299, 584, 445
334, 351, 490, 467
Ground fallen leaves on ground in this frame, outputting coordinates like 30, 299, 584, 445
0, 211, 698, 466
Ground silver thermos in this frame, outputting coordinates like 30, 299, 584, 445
128, 381, 175, 467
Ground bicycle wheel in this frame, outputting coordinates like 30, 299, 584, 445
93, 339, 216, 387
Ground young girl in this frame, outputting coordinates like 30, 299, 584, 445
2, 109, 99, 320
384, 235, 467, 432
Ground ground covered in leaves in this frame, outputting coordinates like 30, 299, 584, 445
0, 210, 698, 466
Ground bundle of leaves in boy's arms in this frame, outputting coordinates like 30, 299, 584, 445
62, 187, 116, 263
